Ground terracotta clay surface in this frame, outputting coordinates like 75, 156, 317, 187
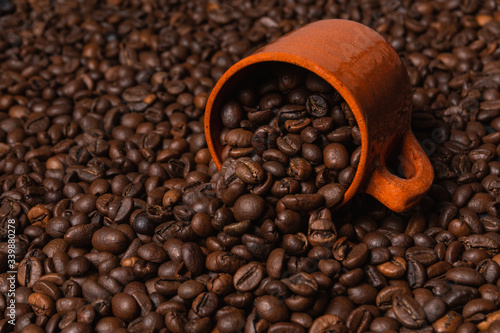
204, 19, 434, 212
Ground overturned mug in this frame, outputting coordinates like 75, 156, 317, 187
204, 19, 433, 212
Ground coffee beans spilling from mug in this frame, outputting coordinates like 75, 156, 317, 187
2, 0, 500, 332
218, 63, 361, 209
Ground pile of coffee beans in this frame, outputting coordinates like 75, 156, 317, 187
219, 63, 360, 209
2, 0, 500, 332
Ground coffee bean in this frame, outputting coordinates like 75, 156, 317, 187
281, 194, 324, 211
233, 261, 265, 292
308, 217, 337, 247
253, 125, 279, 155
306, 95, 329, 117
283, 272, 318, 296
267, 248, 286, 279
309, 314, 347, 333
28, 292, 55, 317
235, 159, 266, 184
18, 257, 43, 288
181, 242, 205, 276
348, 283, 378, 305
192, 292, 219, 318
323, 143, 349, 171
317, 183, 345, 208
111, 293, 139, 322
446, 267, 486, 287
256, 295, 289, 323
91, 227, 130, 254
432, 311, 463, 333
393, 294, 426, 329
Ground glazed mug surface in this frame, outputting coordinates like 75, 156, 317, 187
204, 19, 434, 212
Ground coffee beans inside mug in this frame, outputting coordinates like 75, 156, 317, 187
218, 63, 361, 209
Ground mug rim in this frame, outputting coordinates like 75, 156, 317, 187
205, 54, 370, 208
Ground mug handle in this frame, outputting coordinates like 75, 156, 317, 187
365, 131, 434, 212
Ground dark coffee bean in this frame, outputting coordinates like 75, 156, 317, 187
406, 246, 439, 267
91, 227, 130, 254
222, 101, 243, 129
277, 134, 302, 156
317, 183, 345, 208
18, 257, 44, 288
256, 295, 289, 323
343, 243, 369, 269
446, 267, 486, 287
393, 294, 426, 329
267, 248, 286, 279
192, 292, 219, 318
305, 73, 333, 94
407, 259, 427, 289
370, 317, 400, 333
323, 143, 349, 170
182, 242, 205, 276
279, 104, 307, 120
252, 125, 279, 155
309, 315, 347, 333
422, 297, 447, 323
308, 217, 337, 248
233, 261, 265, 292
281, 194, 324, 211
348, 283, 378, 305
306, 95, 329, 117
283, 272, 318, 296
287, 157, 313, 181
235, 159, 266, 184
346, 305, 378, 333
111, 293, 139, 322
232, 194, 266, 221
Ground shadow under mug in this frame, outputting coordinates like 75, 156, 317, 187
204, 19, 434, 212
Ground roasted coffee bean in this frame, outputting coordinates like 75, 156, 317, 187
253, 125, 279, 155
18, 257, 43, 288
348, 283, 378, 305
281, 194, 324, 211
256, 295, 289, 323
309, 314, 347, 333
393, 294, 426, 329
432, 311, 463, 333
233, 262, 265, 292
346, 305, 379, 333
91, 227, 130, 254
28, 292, 55, 317
221, 101, 243, 129
192, 292, 219, 318
279, 105, 307, 120
446, 267, 486, 287
323, 143, 349, 171
232, 194, 266, 221
306, 95, 329, 117
283, 272, 318, 297
267, 248, 286, 279
182, 242, 205, 276
111, 292, 139, 322
235, 159, 266, 184
423, 298, 447, 323
317, 183, 345, 208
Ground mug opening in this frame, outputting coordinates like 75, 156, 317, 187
205, 56, 369, 208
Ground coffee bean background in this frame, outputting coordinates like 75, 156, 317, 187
1, 0, 500, 332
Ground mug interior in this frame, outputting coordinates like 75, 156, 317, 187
205, 59, 369, 208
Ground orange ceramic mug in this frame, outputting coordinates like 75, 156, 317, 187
204, 19, 434, 212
